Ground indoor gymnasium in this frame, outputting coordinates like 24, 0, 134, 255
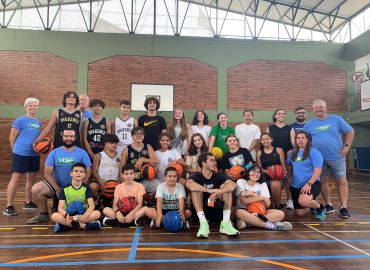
1, 0, 370, 269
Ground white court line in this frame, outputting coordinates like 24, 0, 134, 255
305, 224, 370, 257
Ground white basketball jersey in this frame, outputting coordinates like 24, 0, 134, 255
115, 116, 134, 155
98, 151, 121, 181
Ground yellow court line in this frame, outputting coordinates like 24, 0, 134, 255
6, 247, 306, 270
0, 228, 15, 231
307, 224, 320, 226
357, 222, 370, 225
334, 223, 347, 226
32, 228, 48, 230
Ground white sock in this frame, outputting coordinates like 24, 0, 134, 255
197, 211, 206, 222
223, 210, 231, 222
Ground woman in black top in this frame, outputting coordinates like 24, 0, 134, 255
256, 133, 286, 209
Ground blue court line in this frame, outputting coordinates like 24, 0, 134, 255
1, 255, 369, 267
127, 226, 141, 262
2, 238, 370, 249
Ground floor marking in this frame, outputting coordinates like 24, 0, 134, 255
3, 247, 306, 270
128, 227, 141, 262
31, 228, 48, 230
307, 224, 320, 226
0, 228, 15, 231
305, 224, 370, 257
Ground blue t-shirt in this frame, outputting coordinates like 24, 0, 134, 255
83, 111, 93, 120
286, 148, 323, 188
45, 146, 92, 187
304, 115, 353, 161
12, 116, 41, 156
291, 122, 305, 133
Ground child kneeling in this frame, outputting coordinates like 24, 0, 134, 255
146, 167, 192, 229
102, 164, 147, 227
235, 165, 292, 231
51, 162, 101, 232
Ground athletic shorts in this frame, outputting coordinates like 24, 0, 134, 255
162, 209, 179, 216
321, 159, 346, 179
12, 153, 40, 173
290, 182, 321, 210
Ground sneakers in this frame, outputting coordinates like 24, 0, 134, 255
339, 207, 351, 219
286, 200, 294, 210
149, 219, 156, 228
54, 223, 66, 233
27, 213, 49, 224
197, 220, 210, 238
23, 202, 38, 210
219, 220, 240, 236
310, 208, 317, 215
315, 205, 327, 221
3, 206, 18, 216
102, 217, 117, 227
236, 219, 246, 230
325, 204, 335, 214
86, 221, 101, 230
273, 221, 293, 231
134, 217, 143, 227
182, 220, 190, 230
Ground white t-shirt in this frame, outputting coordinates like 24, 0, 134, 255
235, 123, 261, 160
156, 182, 186, 210
235, 179, 270, 209
155, 149, 182, 182
190, 125, 212, 145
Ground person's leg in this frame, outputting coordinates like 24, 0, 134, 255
24, 155, 40, 206
270, 181, 282, 209
329, 159, 350, 218
236, 209, 292, 231
264, 209, 285, 222
190, 191, 209, 238
320, 162, 333, 213
27, 181, 54, 224
219, 189, 239, 235
6, 172, 23, 207
25, 172, 37, 205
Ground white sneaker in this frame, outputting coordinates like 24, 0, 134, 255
236, 219, 246, 230
286, 200, 294, 210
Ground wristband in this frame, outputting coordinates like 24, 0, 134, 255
345, 144, 350, 148
307, 182, 313, 186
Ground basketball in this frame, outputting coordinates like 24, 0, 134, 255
34, 138, 54, 154
66, 201, 85, 216
228, 166, 245, 180
247, 201, 267, 215
266, 165, 287, 180
211, 147, 223, 160
103, 180, 119, 198
141, 163, 158, 180
163, 211, 183, 233
117, 196, 137, 214
169, 162, 183, 177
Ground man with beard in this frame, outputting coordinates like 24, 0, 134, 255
35, 91, 83, 148
27, 129, 91, 224
291, 107, 307, 133
138, 97, 167, 150
187, 152, 239, 238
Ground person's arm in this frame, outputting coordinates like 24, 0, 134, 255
256, 150, 265, 173
9, 128, 19, 150
218, 179, 236, 194
92, 153, 105, 194
125, 193, 144, 223
57, 199, 70, 222
44, 166, 61, 195
135, 145, 158, 168
178, 197, 186, 222
186, 179, 212, 193
276, 147, 287, 169
208, 136, 215, 151
248, 139, 259, 153
106, 119, 112, 134
265, 126, 269, 133
36, 110, 58, 141
84, 167, 91, 184
340, 129, 355, 156
80, 197, 95, 223
300, 167, 322, 195
83, 120, 94, 159
156, 197, 163, 227
133, 118, 138, 128
290, 128, 295, 148
119, 147, 128, 173
111, 118, 115, 134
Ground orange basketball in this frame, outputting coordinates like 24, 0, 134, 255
247, 201, 267, 215
117, 196, 137, 214
228, 166, 245, 180
266, 165, 287, 180
141, 163, 158, 180
34, 138, 54, 154
103, 180, 119, 198
169, 162, 183, 177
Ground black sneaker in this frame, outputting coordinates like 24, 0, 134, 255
339, 207, 351, 219
23, 202, 38, 210
134, 217, 143, 227
3, 206, 18, 216
325, 204, 335, 214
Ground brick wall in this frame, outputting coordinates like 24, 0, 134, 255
88, 56, 218, 110
0, 51, 77, 106
227, 60, 347, 112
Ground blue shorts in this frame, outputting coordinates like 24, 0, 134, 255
12, 153, 40, 173
321, 159, 346, 180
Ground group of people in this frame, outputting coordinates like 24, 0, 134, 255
3, 91, 354, 238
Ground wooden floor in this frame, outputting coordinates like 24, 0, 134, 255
1, 172, 370, 269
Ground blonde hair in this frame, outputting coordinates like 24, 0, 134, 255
312, 99, 326, 107
24, 98, 40, 108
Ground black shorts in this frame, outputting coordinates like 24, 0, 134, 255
290, 182, 321, 210
12, 153, 40, 173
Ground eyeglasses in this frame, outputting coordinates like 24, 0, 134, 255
296, 111, 306, 114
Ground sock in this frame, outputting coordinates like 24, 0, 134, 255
265, 221, 276, 230
223, 210, 231, 222
197, 211, 206, 222
341, 206, 347, 209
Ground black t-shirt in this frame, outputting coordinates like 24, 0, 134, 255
189, 172, 227, 203
138, 114, 167, 150
269, 124, 293, 154
220, 148, 254, 170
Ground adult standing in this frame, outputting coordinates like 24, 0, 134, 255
304, 99, 354, 218
291, 107, 307, 133
190, 110, 212, 146
208, 113, 235, 156
79, 94, 93, 120
167, 107, 191, 157
138, 97, 167, 151
3, 98, 41, 216
235, 110, 261, 160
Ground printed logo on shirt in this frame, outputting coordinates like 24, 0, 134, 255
57, 157, 75, 165
315, 124, 331, 132
28, 123, 40, 129
144, 120, 157, 127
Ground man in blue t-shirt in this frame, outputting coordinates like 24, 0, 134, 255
27, 129, 91, 224
291, 106, 306, 132
304, 99, 354, 219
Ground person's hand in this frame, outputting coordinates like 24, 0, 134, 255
116, 211, 125, 223
178, 210, 185, 222
301, 184, 311, 195
156, 216, 162, 227
124, 213, 134, 223
134, 158, 145, 169
340, 146, 349, 157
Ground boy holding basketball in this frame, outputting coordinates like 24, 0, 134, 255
51, 162, 101, 232
235, 165, 292, 231
102, 164, 147, 227
146, 167, 192, 229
